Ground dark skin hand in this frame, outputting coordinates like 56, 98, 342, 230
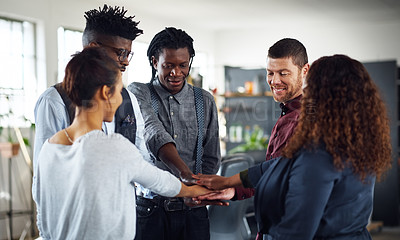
191, 173, 243, 201
158, 143, 197, 185
184, 197, 229, 207
193, 173, 242, 190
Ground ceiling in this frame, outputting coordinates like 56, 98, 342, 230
100, 0, 400, 31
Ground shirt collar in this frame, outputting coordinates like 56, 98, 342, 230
153, 77, 190, 104
279, 95, 302, 116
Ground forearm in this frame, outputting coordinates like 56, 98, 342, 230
196, 173, 243, 190
158, 143, 193, 176
176, 183, 190, 197
175, 182, 211, 198
225, 173, 243, 188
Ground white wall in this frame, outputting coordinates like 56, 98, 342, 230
1, 0, 399, 93
214, 19, 400, 91
215, 20, 400, 67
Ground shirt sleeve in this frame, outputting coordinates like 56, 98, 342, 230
126, 89, 153, 163
117, 137, 181, 197
33, 88, 69, 170
127, 82, 175, 158
269, 150, 340, 239
200, 91, 221, 174
234, 158, 279, 200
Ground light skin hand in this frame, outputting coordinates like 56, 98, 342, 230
176, 184, 213, 198
194, 188, 235, 201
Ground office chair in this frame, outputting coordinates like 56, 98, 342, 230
209, 153, 255, 240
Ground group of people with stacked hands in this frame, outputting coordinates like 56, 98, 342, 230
32, 4, 392, 240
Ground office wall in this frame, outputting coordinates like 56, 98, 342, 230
215, 21, 400, 67
213, 19, 400, 92
1, 0, 400, 92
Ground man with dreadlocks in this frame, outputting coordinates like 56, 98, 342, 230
34, 5, 148, 178
128, 27, 221, 240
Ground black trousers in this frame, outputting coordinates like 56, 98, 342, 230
135, 196, 210, 240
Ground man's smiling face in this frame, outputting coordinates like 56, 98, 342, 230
267, 57, 306, 104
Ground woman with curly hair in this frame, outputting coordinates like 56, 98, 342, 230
196, 54, 392, 240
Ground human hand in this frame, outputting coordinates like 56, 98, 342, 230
195, 188, 236, 201
192, 173, 229, 190
183, 197, 229, 207
187, 184, 214, 197
180, 171, 197, 186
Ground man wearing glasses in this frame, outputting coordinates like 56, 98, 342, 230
95, 41, 134, 72
33, 5, 148, 170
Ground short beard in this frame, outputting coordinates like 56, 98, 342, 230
274, 72, 303, 104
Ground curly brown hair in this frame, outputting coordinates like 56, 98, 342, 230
282, 54, 392, 181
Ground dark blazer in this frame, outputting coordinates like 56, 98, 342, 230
249, 148, 374, 240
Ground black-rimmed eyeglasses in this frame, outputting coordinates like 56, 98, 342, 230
97, 42, 134, 62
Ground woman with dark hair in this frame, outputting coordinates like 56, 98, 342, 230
32, 47, 212, 240
196, 54, 392, 239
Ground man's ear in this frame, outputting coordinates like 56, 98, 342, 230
88, 42, 99, 47
151, 56, 158, 70
302, 63, 310, 76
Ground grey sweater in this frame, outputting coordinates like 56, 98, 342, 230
33, 130, 181, 240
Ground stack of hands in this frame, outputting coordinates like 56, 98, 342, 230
180, 172, 239, 207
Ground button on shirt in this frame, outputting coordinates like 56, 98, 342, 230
128, 80, 221, 178
266, 95, 302, 160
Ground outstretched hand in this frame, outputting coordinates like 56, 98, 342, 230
180, 171, 198, 186
183, 197, 229, 207
192, 173, 230, 190
194, 188, 236, 201
187, 184, 214, 197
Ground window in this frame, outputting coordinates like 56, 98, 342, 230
126, 41, 151, 85
57, 27, 82, 83
0, 17, 36, 126
191, 51, 208, 89
57, 31, 152, 87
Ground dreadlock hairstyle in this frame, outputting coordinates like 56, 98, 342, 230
147, 27, 195, 81
282, 54, 392, 182
268, 38, 308, 69
82, 4, 143, 45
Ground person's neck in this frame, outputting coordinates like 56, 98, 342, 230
68, 108, 104, 139
283, 93, 302, 105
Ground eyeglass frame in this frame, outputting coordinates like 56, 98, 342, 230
96, 41, 134, 62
